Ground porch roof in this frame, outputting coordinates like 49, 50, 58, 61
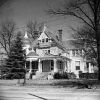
26, 51, 39, 57
39, 54, 71, 61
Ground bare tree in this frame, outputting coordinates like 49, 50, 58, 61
47, 0, 100, 80
27, 20, 44, 42
0, 20, 16, 57
72, 26, 97, 65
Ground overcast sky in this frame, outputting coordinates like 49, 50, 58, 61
0, 0, 81, 41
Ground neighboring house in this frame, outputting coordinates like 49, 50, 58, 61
23, 27, 94, 79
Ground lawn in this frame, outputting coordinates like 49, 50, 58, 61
0, 79, 99, 88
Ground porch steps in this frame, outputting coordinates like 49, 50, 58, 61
32, 72, 49, 80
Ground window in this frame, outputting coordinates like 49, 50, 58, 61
39, 40, 41, 43
76, 66, 80, 70
75, 61, 80, 70
59, 61, 62, 69
51, 60, 54, 70
42, 39, 44, 43
75, 50, 79, 56
44, 49, 50, 54
46, 38, 48, 42
48, 50, 50, 53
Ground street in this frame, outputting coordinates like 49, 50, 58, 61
0, 84, 100, 100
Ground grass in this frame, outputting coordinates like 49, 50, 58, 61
0, 79, 100, 88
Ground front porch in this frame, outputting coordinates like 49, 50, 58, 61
25, 56, 70, 79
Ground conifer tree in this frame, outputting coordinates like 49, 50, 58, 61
6, 32, 26, 80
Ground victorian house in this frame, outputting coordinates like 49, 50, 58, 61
23, 27, 94, 79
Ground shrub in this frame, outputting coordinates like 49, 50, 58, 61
53, 72, 61, 79
2, 72, 25, 79
79, 73, 98, 79
67, 72, 76, 79
2, 73, 15, 79
11, 73, 20, 79
53, 71, 68, 79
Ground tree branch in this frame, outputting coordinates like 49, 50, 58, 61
78, 6, 95, 29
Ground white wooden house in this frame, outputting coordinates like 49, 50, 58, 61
23, 27, 94, 79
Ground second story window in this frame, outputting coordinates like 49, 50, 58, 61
75, 61, 80, 70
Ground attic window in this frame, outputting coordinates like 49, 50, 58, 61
42, 39, 44, 43
46, 38, 48, 42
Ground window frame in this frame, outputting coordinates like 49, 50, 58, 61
46, 38, 48, 42
75, 61, 80, 70
42, 39, 45, 43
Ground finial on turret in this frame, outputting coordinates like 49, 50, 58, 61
43, 24, 46, 33
24, 31, 28, 39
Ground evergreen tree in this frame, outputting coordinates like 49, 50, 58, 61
5, 32, 26, 79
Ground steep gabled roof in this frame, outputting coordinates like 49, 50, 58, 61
44, 31, 66, 51
31, 39, 39, 48
30, 30, 67, 51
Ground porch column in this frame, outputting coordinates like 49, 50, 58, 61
64, 59, 67, 72
38, 59, 42, 72
54, 59, 57, 72
25, 61, 26, 69
89, 63, 92, 73
67, 60, 71, 73
29, 60, 32, 73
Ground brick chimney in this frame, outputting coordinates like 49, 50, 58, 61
58, 29, 62, 42
34, 31, 39, 40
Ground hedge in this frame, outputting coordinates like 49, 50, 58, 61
79, 73, 98, 79
53, 71, 76, 79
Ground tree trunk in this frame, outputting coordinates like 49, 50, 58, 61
97, 39, 100, 80
23, 73, 26, 85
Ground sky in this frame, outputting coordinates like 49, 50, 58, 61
0, 0, 81, 41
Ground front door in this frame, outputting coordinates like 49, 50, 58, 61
42, 60, 50, 72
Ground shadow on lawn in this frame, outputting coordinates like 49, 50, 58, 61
52, 79, 99, 89
28, 93, 48, 100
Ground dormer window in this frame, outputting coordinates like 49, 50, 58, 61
42, 39, 44, 43
39, 40, 41, 43
46, 38, 48, 42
